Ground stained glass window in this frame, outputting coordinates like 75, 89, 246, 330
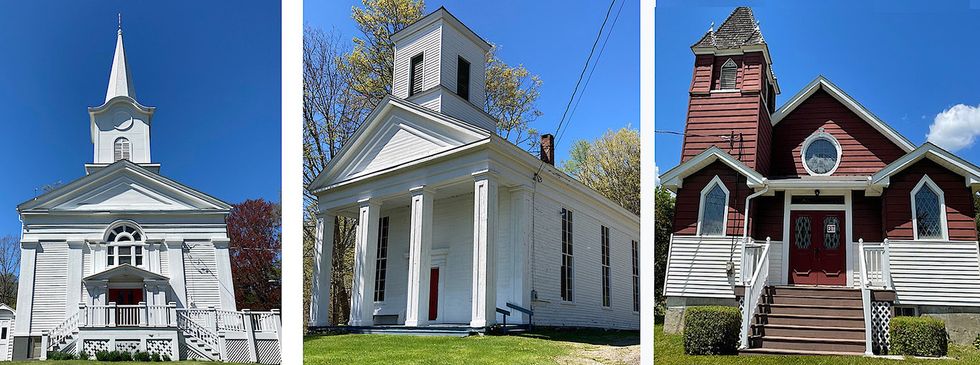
795, 216, 811, 249
700, 183, 727, 235
823, 216, 840, 249
915, 183, 943, 239
804, 138, 839, 174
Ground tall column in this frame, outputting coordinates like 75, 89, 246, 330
349, 198, 381, 326
212, 237, 236, 311
405, 186, 434, 327
509, 185, 533, 323
309, 213, 335, 326
14, 240, 38, 337
470, 171, 498, 328
66, 240, 85, 315
165, 239, 188, 307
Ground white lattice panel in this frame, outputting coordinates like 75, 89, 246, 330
116, 340, 140, 353
84, 340, 109, 357
146, 339, 172, 355
872, 301, 892, 354
256, 340, 281, 364
225, 339, 251, 363
180, 342, 211, 361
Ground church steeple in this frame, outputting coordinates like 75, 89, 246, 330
105, 14, 135, 103
87, 17, 157, 175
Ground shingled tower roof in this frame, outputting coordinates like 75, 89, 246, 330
692, 7, 766, 49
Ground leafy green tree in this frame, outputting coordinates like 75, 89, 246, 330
486, 46, 543, 149
655, 186, 675, 315
347, 0, 426, 103
561, 127, 640, 215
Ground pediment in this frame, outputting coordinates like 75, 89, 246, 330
311, 97, 490, 190
19, 160, 230, 213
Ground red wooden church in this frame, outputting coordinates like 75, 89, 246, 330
660, 7, 980, 355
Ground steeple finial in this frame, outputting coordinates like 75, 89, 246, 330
117, 13, 122, 34
105, 18, 135, 103
709, 21, 714, 32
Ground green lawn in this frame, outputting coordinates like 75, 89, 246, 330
304, 329, 639, 364
655, 320, 980, 365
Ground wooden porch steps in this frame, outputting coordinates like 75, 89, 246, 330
742, 286, 866, 356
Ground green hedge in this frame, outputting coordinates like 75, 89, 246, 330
889, 316, 948, 357
683, 306, 741, 355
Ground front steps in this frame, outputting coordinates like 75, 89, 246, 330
741, 286, 867, 355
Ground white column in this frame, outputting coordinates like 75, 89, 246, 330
405, 186, 434, 327
509, 185, 533, 323
14, 240, 38, 337
349, 198, 381, 326
66, 240, 85, 316
165, 239, 188, 307
309, 213, 335, 326
470, 171, 498, 328
212, 237, 236, 311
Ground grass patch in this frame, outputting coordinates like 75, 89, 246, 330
655, 316, 980, 364
304, 328, 638, 364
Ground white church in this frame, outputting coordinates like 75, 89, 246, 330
308, 7, 640, 333
11, 23, 281, 363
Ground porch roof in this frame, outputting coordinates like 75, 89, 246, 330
659, 146, 766, 192
83, 264, 169, 282
872, 142, 980, 187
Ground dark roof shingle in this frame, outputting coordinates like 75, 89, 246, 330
692, 7, 766, 49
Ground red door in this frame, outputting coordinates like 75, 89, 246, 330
428, 268, 439, 321
108, 288, 143, 304
789, 211, 846, 286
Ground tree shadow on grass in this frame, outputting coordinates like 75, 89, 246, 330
514, 328, 640, 347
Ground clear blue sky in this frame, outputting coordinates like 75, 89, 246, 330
655, 1, 980, 174
0, 1, 282, 237
304, 0, 640, 163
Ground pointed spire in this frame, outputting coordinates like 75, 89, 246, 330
105, 14, 135, 103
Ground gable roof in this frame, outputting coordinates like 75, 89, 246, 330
772, 76, 915, 152
18, 159, 231, 213
872, 142, 980, 186
692, 7, 766, 49
308, 95, 491, 193
659, 146, 766, 191
83, 264, 169, 282
390, 6, 492, 51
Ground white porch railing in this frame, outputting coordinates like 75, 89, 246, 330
858, 238, 893, 355
739, 237, 771, 349
79, 302, 178, 327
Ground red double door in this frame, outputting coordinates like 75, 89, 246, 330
789, 211, 847, 286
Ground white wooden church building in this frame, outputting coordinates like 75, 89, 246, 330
308, 8, 640, 332
12, 24, 281, 363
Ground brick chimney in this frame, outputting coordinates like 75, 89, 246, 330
540, 134, 555, 165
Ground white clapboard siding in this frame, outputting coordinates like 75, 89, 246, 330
183, 241, 223, 309
160, 246, 170, 277
889, 240, 980, 306
32, 242, 68, 332
664, 236, 743, 299
392, 21, 442, 99
439, 23, 487, 108
359, 126, 445, 176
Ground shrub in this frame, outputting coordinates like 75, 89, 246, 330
890, 316, 948, 357
133, 351, 151, 361
46, 351, 77, 360
78, 351, 90, 360
118, 351, 133, 362
151, 353, 161, 362
683, 306, 741, 355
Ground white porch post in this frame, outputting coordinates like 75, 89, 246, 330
14, 240, 38, 337
67, 240, 85, 316
470, 170, 498, 328
349, 198, 381, 326
212, 238, 236, 311
165, 238, 188, 307
405, 186, 434, 327
509, 185, 533, 323
309, 213, 335, 327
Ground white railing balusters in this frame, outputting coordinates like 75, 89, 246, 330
739, 237, 770, 349
859, 238, 874, 355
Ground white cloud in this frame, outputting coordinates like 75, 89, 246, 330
926, 104, 980, 152
653, 164, 660, 186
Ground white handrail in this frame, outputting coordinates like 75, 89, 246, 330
859, 238, 874, 355
739, 237, 770, 349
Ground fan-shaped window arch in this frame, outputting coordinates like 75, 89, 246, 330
911, 175, 948, 240
697, 176, 730, 236
104, 222, 145, 267
720, 58, 738, 89
114, 137, 131, 162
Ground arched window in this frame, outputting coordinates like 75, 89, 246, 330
720, 58, 737, 89
911, 175, 947, 240
114, 137, 131, 161
105, 222, 145, 267
801, 129, 842, 176
698, 176, 729, 236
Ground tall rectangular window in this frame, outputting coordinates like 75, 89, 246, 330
373, 216, 390, 302
632, 240, 639, 312
601, 226, 611, 307
456, 56, 470, 101
409, 54, 424, 96
561, 208, 574, 301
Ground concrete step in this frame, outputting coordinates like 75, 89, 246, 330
767, 286, 861, 298
752, 324, 865, 340
755, 313, 864, 328
761, 304, 863, 317
750, 335, 866, 353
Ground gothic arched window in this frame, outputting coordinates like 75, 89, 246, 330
114, 137, 131, 162
720, 59, 738, 89
911, 175, 947, 240
698, 176, 729, 236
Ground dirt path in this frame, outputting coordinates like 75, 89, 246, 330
556, 342, 640, 365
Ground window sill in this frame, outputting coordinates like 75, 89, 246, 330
710, 89, 741, 94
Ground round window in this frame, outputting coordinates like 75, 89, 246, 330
803, 135, 840, 175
